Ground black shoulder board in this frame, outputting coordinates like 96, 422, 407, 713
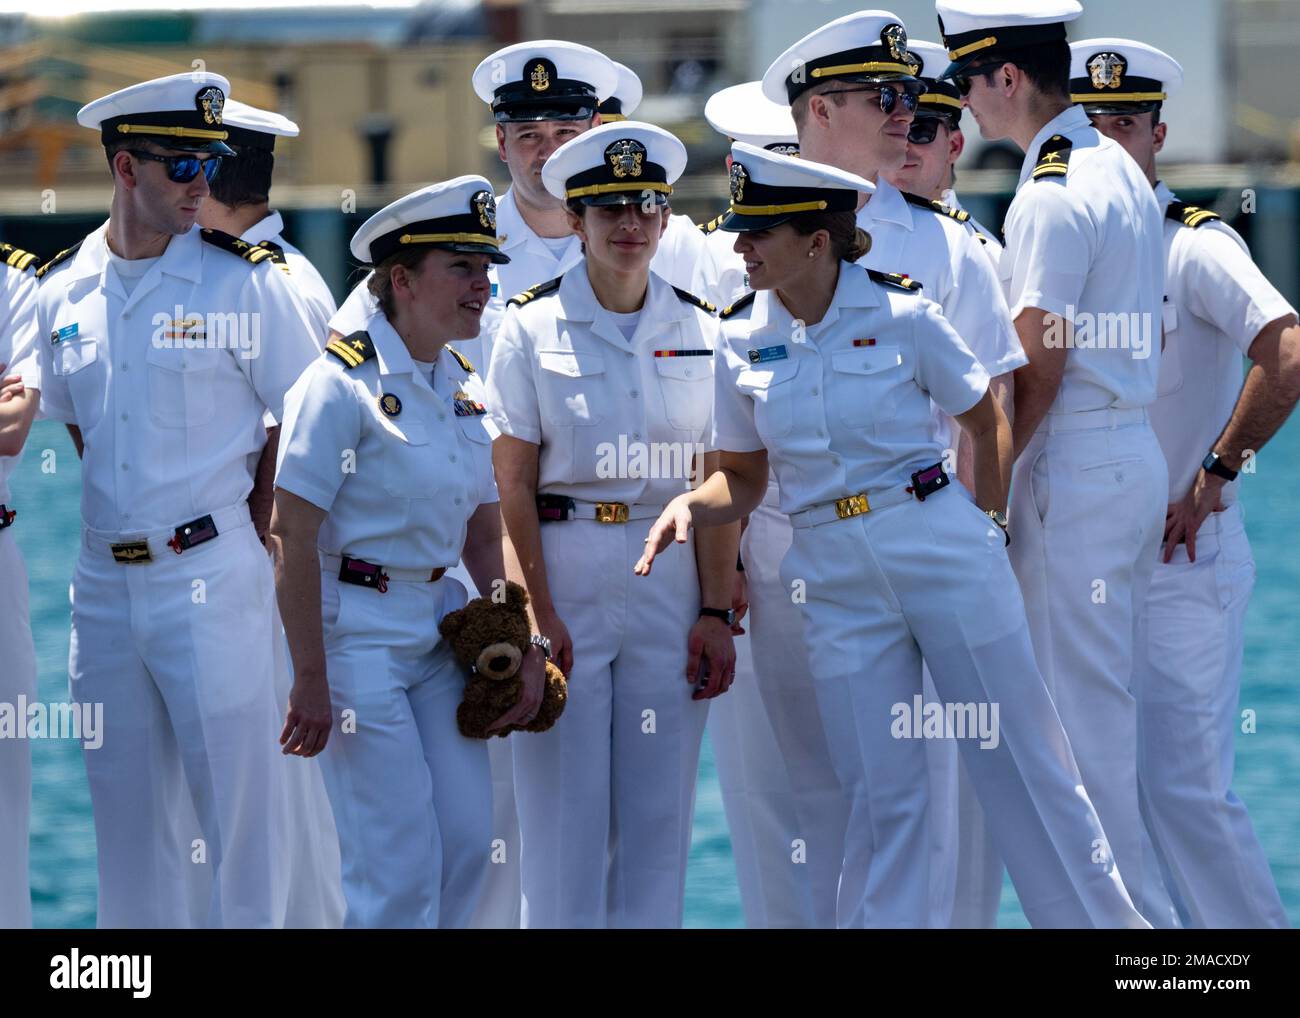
325, 331, 376, 370
1166, 201, 1222, 229
900, 191, 970, 223
35, 240, 83, 280
697, 211, 728, 235
672, 285, 717, 315
507, 275, 563, 307
719, 291, 757, 319
1, 242, 40, 273
256, 239, 292, 274
867, 269, 922, 292
200, 228, 278, 267
447, 346, 475, 374
1032, 134, 1072, 182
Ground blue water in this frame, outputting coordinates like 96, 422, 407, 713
11, 418, 1299, 927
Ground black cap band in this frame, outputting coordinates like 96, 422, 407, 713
939, 20, 1069, 77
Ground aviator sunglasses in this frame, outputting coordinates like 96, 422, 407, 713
906, 118, 945, 145
126, 149, 223, 184
954, 64, 1003, 97
816, 84, 921, 116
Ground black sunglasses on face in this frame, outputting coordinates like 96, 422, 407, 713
954, 64, 1002, 97
906, 118, 945, 145
817, 84, 920, 115
127, 149, 223, 184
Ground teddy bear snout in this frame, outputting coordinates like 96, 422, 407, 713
476, 642, 522, 680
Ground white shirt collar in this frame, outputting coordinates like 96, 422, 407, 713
1017, 105, 1090, 188
1153, 179, 1175, 211
240, 211, 285, 246
858, 178, 912, 230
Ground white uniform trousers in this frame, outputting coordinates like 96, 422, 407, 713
782, 487, 1149, 928
69, 509, 289, 928
513, 517, 709, 928
1136, 503, 1287, 928
0, 531, 36, 928
1009, 413, 1180, 926
317, 571, 490, 929
945, 750, 1004, 927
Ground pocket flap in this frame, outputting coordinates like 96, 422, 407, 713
54, 338, 98, 376
831, 346, 902, 375
655, 356, 714, 381
538, 349, 605, 378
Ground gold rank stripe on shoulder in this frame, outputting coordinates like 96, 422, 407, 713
35, 240, 83, 280
325, 331, 376, 369
719, 291, 756, 319
507, 275, 563, 307
256, 239, 292, 274
697, 210, 728, 235
1, 242, 40, 273
867, 269, 922, 292
199, 228, 278, 267
1032, 134, 1073, 181
1166, 201, 1222, 229
900, 191, 970, 223
672, 285, 717, 315
447, 345, 475, 374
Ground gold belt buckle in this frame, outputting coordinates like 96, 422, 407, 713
110, 540, 153, 564
834, 493, 871, 519
595, 501, 630, 524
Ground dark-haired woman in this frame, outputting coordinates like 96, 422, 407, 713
637, 143, 1151, 930
270, 177, 546, 928
488, 122, 739, 928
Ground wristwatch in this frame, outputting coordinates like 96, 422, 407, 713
1202, 451, 1239, 482
699, 606, 737, 626
986, 509, 1011, 547
528, 633, 552, 661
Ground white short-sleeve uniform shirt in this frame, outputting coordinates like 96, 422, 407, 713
276, 310, 498, 571
712, 263, 990, 515
241, 211, 338, 345
1, 257, 40, 505
31, 222, 321, 533
487, 262, 720, 508
1000, 106, 1166, 412
1151, 182, 1296, 505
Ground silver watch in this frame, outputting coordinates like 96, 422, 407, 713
529, 633, 552, 661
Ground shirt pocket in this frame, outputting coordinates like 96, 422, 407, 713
655, 355, 714, 432
735, 358, 799, 439
145, 343, 217, 428
830, 345, 903, 427
536, 348, 606, 427
380, 420, 442, 499
1156, 298, 1183, 397
51, 337, 104, 427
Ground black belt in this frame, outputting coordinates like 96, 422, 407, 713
0, 504, 14, 530
109, 513, 220, 564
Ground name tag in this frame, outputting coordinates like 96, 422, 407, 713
748, 344, 788, 364
653, 349, 712, 358
51, 323, 78, 345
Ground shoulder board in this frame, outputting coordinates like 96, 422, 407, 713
1166, 201, 1222, 229
35, 240, 83, 280
447, 346, 475, 374
255, 239, 292, 274
507, 275, 563, 307
1, 242, 40, 273
325, 331, 376, 370
672, 285, 716, 315
1032, 134, 1072, 182
867, 269, 922, 292
900, 191, 970, 223
697, 210, 728, 235
199, 228, 278, 267
719, 291, 756, 319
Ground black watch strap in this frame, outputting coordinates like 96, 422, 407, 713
699, 606, 735, 625
1202, 451, 1239, 481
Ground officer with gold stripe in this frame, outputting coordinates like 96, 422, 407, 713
1071, 37, 1299, 929
272, 177, 545, 928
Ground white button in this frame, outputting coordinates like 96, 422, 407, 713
817, 430, 825, 438
121, 463, 129, 471
630, 390, 639, 398
811, 387, 819, 396
121, 413, 128, 421
454, 496, 463, 505
121, 362, 129, 371
449, 453, 457, 463
685, 368, 693, 377
830, 456, 840, 466
632, 432, 641, 440
122, 512, 130, 521
438, 413, 447, 422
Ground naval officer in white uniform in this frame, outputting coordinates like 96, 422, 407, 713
637, 144, 1148, 929
27, 72, 321, 927
488, 122, 739, 928
0, 240, 41, 928
1071, 38, 1297, 929
937, 0, 1177, 925
272, 177, 545, 928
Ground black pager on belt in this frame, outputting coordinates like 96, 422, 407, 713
168, 513, 219, 553
909, 462, 949, 501
536, 494, 576, 522
338, 556, 386, 590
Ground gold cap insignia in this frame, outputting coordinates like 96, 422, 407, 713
1088, 52, 1126, 90
195, 86, 225, 126
606, 138, 645, 179
530, 62, 550, 93
472, 189, 496, 231
729, 162, 747, 203
882, 24, 909, 64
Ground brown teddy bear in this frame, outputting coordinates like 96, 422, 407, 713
438, 580, 567, 739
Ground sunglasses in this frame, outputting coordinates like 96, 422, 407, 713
954, 64, 1002, 97
127, 149, 223, 184
906, 119, 945, 145
817, 84, 920, 116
